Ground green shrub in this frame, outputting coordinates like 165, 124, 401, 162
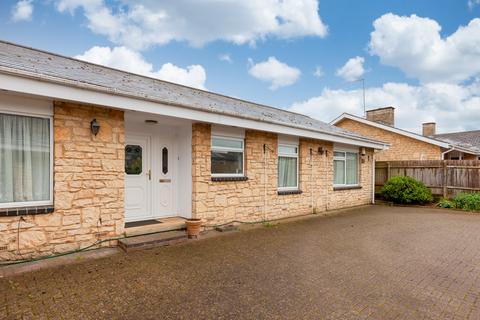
452, 193, 480, 211
437, 198, 454, 208
380, 176, 433, 204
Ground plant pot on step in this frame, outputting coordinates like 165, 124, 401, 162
185, 219, 203, 239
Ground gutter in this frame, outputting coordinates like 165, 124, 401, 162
0, 66, 388, 150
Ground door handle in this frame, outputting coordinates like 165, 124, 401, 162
147, 169, 151, 180
159, 179, 171, 183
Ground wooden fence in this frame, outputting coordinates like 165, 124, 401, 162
375, 160, 480, 198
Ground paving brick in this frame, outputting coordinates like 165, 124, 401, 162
1, 205, 480, 319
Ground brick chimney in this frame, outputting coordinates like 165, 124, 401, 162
422, 122, 436, 136
366, 107, 395, 126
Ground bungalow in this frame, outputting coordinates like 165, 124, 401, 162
332, 107, 480, 161
0, 41, 387, 261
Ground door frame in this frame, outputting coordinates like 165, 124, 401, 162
124, 131, 178, 222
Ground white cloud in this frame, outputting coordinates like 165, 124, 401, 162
290, 81, 480, 133
75, 46, 207, 89
369, 13, 480, 83
11, 0, 33, 22
155, 63, 207, 89
336, 56, 365, 82
248, 57, 301, 90
468, 0, 480, 10
313, 66, 323, 78
54, 0, 327, 49
219, 53, 233, 64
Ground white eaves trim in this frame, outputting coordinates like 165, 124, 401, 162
0, 71, 388, 150
331, 113, 450, 149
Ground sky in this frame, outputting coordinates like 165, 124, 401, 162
1, 0, 479, 134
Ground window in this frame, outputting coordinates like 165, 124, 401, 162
0, 112, 53, 208
333, 151, 359, 186
162, 147, 168, 174
125, 145, 143, 175
211, 136, 244, 176
278, 144, 298, 190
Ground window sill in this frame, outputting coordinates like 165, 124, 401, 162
0, 205, 54, 217
278, 189, 303, 195
333, 185, 362, 191
211, 176, 248, 182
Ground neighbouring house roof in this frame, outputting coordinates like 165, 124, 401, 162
331, 113, 480, 155
433, 130, 480, 155
0, 40, 387, 150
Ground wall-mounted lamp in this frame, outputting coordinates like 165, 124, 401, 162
318, 147, 328, 156
361, 147, 366, 156
90, 118, 100, 136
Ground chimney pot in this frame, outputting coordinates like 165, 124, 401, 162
422, 122, 436, 136
366, 107, 395, 126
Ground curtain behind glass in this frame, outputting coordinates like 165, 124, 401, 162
0, 114, 50, 203
211, 151, 243, 174
334, 159, 345, 185
278, 156, 297, 188
346, 153, 358, 184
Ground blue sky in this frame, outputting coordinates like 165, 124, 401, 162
1, 0, 479, 133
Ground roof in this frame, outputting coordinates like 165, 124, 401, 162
433, 130, 480, 155
331, 113, 450, 147
331, 113, 480, 155
0, 40, 387, 149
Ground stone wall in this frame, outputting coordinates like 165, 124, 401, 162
336, 118, 442, 161
0, 102, 125, 261
192, 123, 374, 225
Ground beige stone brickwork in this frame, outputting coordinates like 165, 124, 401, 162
0, 102, 125, 261
366, 107, 395, 126
192, 123, 374, 225
336, 118, 442, 161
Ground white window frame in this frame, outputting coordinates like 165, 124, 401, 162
0, 110, 54, 209
211, 135, 245, 177
278, 143, 299, 191
333, 150, 359, 187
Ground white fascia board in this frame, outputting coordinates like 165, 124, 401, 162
0, 72, 387, 150
331, 113, 450, 149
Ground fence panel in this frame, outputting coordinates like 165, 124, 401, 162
375, 160, 480, 198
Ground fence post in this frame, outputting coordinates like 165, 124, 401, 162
387, 162, 391, 181
442, 161, 447, 198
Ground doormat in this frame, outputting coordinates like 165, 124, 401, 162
125, 219, 163, 228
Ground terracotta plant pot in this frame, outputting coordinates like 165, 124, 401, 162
185, 219, 203, 239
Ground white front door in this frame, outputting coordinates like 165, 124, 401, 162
154, 138, 174, 217
125, 135, 152, 222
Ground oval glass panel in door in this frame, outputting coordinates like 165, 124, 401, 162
125, 145, 142, 174
162, 147, 168, 174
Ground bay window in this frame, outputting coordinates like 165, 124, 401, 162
0, 112, 53, 208
333, 150, 359, 186
211, 136, 244, 176
278, 144, 298, 190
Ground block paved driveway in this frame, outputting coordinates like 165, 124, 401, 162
2, 205, 480, 319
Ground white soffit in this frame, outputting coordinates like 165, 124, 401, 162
211, 125, 245, 139
0, 91, 53, 116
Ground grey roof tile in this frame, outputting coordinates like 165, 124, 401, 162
433, 130, 480, 154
